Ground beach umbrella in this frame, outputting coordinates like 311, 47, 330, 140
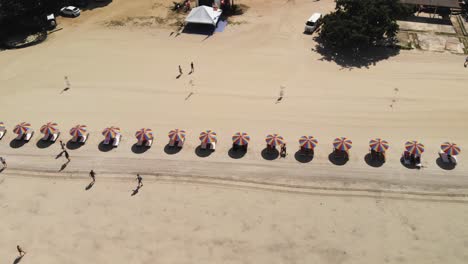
135, 128, 153, 142
333, 137, 353, 151
265, 134, 284, 147
0, 121, 5, 131
405, 141, 425, 155
102, 126, 120, 139
441, 142, 461, 156
299, 136, 318, 150
70, 125, 87, 137
13, 122, 31, 135
232, 132, 250, 146
369, 138, 389, 153
40, 122, 59, 135
168, 129, 186, 142
199, 130, 217, 144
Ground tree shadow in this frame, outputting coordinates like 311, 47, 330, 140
66, 140, 85, 150
228, 147, 247, 159
261, 148, 279, 161
98, 141, 113, 152
294, 150, 314, 163
79, 0, 113, 10
195, 146, 214, 158
328, 152, 349, 166
314, 41, 400, 69
364, 153, 385, 168
36, 139, 55, 149
131, 144, 150, 154
13, 256, 23, 264
9, 139, 28, 149
435, 158, 456, 170
164, 144, 183, 155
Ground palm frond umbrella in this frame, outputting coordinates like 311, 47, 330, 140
168, 129, 186, 142
70, 125, 87, 137
333, 137, 353, 151
265, 134, 284, 147
441, 142, 461, 156
405, 141, 425, 155
369, 138, 389, 153
199, 130, 217, 144
232, 132, 250, 146
135, 128, 153, 142
102, 126, 120, 139
14, 122, 31, 135
40, 122, 59, 136
299, 136, 318, 150
0, 121, 5, 132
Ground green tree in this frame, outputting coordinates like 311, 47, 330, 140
318, 0, 412, 52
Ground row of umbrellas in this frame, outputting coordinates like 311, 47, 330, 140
1, 122, 462, 156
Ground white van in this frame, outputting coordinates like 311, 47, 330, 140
304, 13, 322, 34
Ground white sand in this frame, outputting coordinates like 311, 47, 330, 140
0, 0, 468, 262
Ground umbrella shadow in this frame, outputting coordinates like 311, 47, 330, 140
66, 139, 85, 150
98, 141, 114, 152
131, 143, 151, 154
164, 144, 183, 155
261, 148, 280, 161
195, 146, 214, 158
9, 139, 28, 149
36, 139, 55, 149
328, 152, 349, 166
228, 147, 247, 159
436, 157, 456, 170
294, 150, 314, 163
364, 153, 385, 168
400, 157, 418, 169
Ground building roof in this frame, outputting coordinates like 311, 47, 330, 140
400, 0, 461, 8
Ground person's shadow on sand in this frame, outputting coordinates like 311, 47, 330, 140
85, 181, 95, 191
59, 161, 70, 172
131, 186, 141, 196
13, 256, 23, 264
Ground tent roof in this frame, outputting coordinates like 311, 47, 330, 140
400, 0, 461, 8
185, 6, 222, 26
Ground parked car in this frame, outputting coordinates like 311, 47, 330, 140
60, 6, 81, 17
46, 14, 57, 30
304, 13, 322, 34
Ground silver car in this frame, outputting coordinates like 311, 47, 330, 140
60, 6, 81, 17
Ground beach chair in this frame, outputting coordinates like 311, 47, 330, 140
51, 132, 60, 142
137, 140, 143, 146
169, 140, 175, 147
145, 139, 153, 147
402, 151, 411, 165
415, 155, 422, 169
79, 134, 88, 143
450, 155, 457, 165
209, 142, 216, 150
177, 140, 184, 147
439, 152, 450, 163
201, 142, 207, 149
112, 134, 121, 147
103, 137, 111, 145
24, 131, 34, 142
0, 130, 5, 140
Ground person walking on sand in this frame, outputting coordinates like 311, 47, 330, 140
90, 170, 96, 182
465, 56, 468, 68
137, 174, 143, 188
60, 140, 65, 150
178, 65, 183, 75
0, 156, 6, 169
64, 150, 70, 162
281, 143, 287, 157
17, 245, 26, 257
190, 61, 194, 73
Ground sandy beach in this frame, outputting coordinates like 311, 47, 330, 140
1, 0, 468, 263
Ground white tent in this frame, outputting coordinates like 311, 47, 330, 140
185, 6, 222, 26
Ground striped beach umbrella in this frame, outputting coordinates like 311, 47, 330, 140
333, 137, 353, 151
369, 138, 389, 153
70, 125, 87, 137
265, 134, 284, 147
0, 121, 5, 131
199, 130, 217, 144
405, 141, 425, 155
102, 126, 120, 139
135, 128, 153, 142
441, 142, 461, 156
232, 132, 250, 146
40, 122, 59, 135
13, 122, 31, 135
168, 129, 186, 142
299, 136, 318, 150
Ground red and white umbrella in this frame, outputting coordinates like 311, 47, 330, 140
299, 136, 318, 150
232, 132, 250, 146
369, 138, 389, 153
40, 122, 59, 135
441, 142, 461, 156
70, 125, 87, 137
265, 134, 284, 147
168, 129, 186, 142
199, 130, 217, 144
333, 137, 353, 151
135, 128, 153, 142
13, 122, 31, 135
405, 141, 425, 155
102, 126, 121, 139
